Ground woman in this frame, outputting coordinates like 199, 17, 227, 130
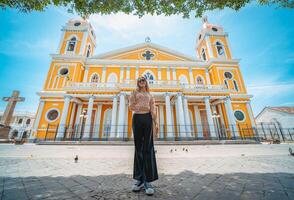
128, 76, 159, 196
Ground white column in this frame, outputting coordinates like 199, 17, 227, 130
246, 101, 256, 128
158, 68, 162, 81
83, 96, 94, 139
126, 66, 130, 80
74, 103, 83, 129
167, 67, 171, 81
211, 105, 220, 137
101, 66, 106, 82
56, 95, 71, 139
83, 67, 89, 82
172, 68, 177, 81
30, 100, 45, 140
224, 97, 239, 138
117, 93, 126, 138
193, 105, 203, 138
68, 102, 77, 134
183, 97, 192, 137
80, 32, 88, 55
94, 103, 102, 139
176, 93, 186, 137
205, 68, 211, 85
165, 93, 173, 138
174, 97, 180, 134
110, 95, 118, 138
189, 67, 194, 85
159, 105, 164, 138
120, 67, 124, 83
204, 97, 217, 139
135, 66, 139, 79
217, 104, 225, 127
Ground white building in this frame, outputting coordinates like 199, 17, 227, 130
255, 107, 294, 140
0, 111, 35, 140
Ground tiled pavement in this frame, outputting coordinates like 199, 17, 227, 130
0, 144, 293, 200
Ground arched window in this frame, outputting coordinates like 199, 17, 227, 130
215, 41, 225, 56
67, 37, 77, 52
233, 80, 239, 91
18, 118, 23, 124
179, 75, 188, 86
90, 73, 99, 83
196, 76, 204, 85
86, 45, 91, 57
201, 48, 207, 61
143, 71, 155, 84
107, 73, 118, 87
26, 119, 31, 125
224, 79, 228, 89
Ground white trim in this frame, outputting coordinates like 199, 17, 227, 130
80, 32, 88, 56
45, 108, 60, 123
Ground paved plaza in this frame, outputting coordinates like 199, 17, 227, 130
0, 143, 294, 200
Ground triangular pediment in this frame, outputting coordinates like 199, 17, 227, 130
93, 42, 196, 61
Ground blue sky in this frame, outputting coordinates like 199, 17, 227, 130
0, 3, 293, 116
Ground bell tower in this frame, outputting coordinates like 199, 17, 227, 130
57, 18, 96, 57
196, 16, 232, 61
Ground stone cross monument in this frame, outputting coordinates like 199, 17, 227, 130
1, 90, 25, 126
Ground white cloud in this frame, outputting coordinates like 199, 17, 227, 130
89, 13, 185, 40
0, 38, 56, 57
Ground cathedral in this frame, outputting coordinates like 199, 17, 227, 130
30, 17, 256, 141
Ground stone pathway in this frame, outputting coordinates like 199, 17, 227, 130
0, 144, 294, 200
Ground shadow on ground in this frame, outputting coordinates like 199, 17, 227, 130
1, 171, 294, 200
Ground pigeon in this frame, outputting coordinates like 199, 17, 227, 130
185, 149, 188, 152
170, 149, 173, 153
74, 155, 78, 163
175, 148, 177, 151
289, 148, 294, 156
182, 148, 185, 151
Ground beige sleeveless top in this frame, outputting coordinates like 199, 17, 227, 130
128, 89, 156, 119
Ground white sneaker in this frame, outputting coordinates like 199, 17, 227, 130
144, 181, 154, 195
132, 180, 144, 192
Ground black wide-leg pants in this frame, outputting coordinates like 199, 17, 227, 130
132, 112, 158, 182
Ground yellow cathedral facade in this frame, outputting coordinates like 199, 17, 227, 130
30, 17, 257, 141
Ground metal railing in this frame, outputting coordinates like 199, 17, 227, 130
39, 123, 294, 142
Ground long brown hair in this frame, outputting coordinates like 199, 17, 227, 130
136, 76, 150, 93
